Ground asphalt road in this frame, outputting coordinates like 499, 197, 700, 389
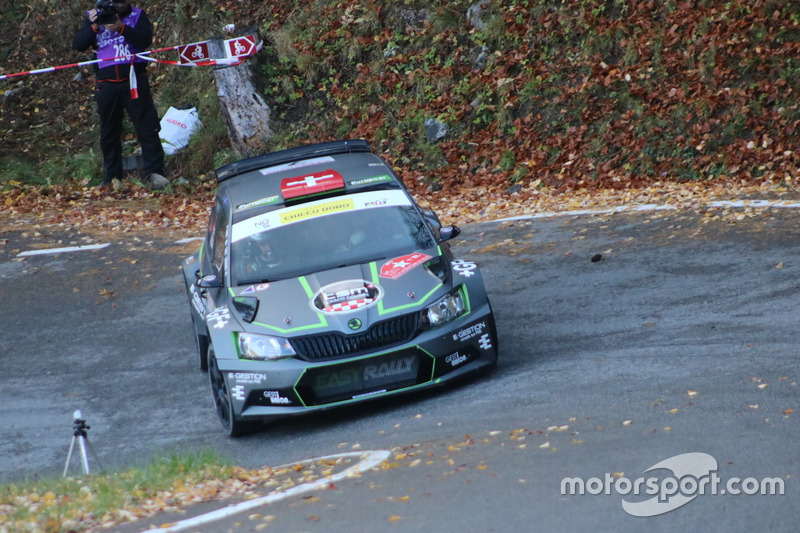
1, 204, 798, 532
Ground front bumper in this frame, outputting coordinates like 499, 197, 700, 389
217, 304, 498, 420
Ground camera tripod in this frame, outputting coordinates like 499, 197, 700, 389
63, 410, 102, 477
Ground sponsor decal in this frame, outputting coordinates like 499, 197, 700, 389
445, 351, 469, 367
189, 285, 205, 317
229, 372, 266, 384
350, 175, 392, 186
315, 369, 360, 392
452, 259, 478, 277
259, 156, 335, 176
241, 283, 270, 295
452, 321, 486, 342
207, 307, 231, 330
280, 198, 355, 224
313, 280, 382, 314
264, 390, 292, 405
380, 253, 432, 279
363, 197, 388, 208
231, 385, 246, 401
236, 195, 279, 211
348, 318, 363, 330
364, 356, 416, 382
231, 191, 412, 243
312, 356, 418, 394
479, 333, 493, 350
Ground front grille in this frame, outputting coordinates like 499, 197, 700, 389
295, 348, 433, 405
291, 314, 420, 361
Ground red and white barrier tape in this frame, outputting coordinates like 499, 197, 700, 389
0, 34, 262, 82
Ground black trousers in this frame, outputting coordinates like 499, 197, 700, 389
94, 75, 165, 184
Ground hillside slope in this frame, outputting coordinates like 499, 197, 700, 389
1, 0, 798, 204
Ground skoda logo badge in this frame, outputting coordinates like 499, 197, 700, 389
348, 318, 362, 330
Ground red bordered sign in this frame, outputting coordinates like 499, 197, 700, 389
226, 35, 257, 58
177, 41, 210, 64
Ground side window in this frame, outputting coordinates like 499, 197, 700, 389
213, 203, 228, 275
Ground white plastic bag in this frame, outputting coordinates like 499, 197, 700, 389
159, 106, 202, 155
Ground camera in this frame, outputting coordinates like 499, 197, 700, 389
95, 0, 117, 25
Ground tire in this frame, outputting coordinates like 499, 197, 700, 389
207, 345, 254, 437
195, 330, 209, 371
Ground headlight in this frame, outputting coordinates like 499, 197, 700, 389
237, 333, 296, 361
423, 287, 466, 327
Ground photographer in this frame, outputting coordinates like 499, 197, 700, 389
73, 0, 168, 189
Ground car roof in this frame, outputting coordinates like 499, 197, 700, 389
215, 140, 408, 222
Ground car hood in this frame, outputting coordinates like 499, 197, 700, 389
232, 251, 447, 336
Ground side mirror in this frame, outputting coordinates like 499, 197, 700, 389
197, 274, 223, 289
440, 225, 461, 241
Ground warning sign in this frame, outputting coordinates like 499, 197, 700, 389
178, 42, 210, 64
226, 35, 257, 58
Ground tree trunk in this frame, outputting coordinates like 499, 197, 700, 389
208, 29, 272, 158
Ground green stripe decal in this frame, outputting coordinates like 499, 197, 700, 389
251, 276, 328, 334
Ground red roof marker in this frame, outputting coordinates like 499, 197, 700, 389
280, 169, 345, 200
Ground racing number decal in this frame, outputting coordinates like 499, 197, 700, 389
452, 260, 477, 277
207, 307, 231, 329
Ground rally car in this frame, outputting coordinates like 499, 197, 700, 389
183, 139, 498, 436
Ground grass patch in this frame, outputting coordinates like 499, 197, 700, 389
0, 449, 232, 532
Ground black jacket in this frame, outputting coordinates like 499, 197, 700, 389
72, 8, 153, 82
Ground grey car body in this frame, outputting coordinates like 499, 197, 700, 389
182, 140, 498, 435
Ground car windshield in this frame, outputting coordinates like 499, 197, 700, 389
232, 205, 436, 284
